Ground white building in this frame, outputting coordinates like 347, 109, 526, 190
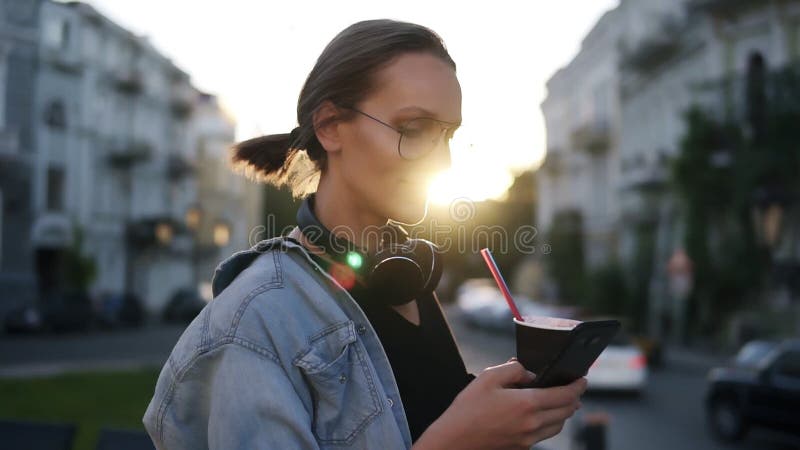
540, 0, 800, 335
538, 0, 685, 270
0, 0, 43, 319
0, 0, 263, 319
617, 0, 800, 336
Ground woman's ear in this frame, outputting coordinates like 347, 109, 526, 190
313, 101, 343, 154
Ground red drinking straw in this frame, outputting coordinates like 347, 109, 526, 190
480, 248, 523, 322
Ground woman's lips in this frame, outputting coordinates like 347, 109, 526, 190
400, 178, 428, 186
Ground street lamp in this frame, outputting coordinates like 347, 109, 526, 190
184, 206, 231, 292
185, 205, 201, 232
751, 186, 791, 251
213, 221, 231, 248
154, 221, 174, 246
667, 247, 693, 344
763, 204, 783, 249
751, 187, 796, 310
184, 206, 204, 292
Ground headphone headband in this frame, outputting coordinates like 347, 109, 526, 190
295, 193, 442, 306
296, 193, 408, 253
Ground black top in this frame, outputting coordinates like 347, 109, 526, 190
351, 284, 476, 442
308, 253, 475, 443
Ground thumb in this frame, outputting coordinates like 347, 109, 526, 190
486, 361, 536, 388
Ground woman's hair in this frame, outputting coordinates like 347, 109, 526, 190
230, 19, 456, 197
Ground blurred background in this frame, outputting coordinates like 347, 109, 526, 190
1, 0, 799, 449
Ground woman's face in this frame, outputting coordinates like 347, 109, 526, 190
332, 52, 462, 225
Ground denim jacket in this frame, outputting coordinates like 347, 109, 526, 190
143, 235, 415, 449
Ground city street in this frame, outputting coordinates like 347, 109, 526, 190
1, 306, 798, 450
444, 305, 800, 450
2, 2, 800, 450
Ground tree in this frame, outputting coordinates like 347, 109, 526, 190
546, 209, 586, 304
670, 63, 800, 338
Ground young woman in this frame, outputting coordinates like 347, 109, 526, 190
143, 19, 586, 450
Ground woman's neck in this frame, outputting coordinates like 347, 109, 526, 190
314, 176, 387, 252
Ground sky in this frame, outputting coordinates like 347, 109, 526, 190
85, 1, 619, 202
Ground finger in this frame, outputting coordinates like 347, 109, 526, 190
484, 361, 536, 388
575, 377, 589, 394
531, 402, 579, 429
528, 422, 566, 444
526, 380, 586, 410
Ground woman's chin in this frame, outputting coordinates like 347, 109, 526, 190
389, 198, 429, 226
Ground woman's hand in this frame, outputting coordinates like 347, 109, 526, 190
413, 360, 587, 450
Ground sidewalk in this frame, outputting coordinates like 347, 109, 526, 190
662, 344, 732, 374
0, 324, 186, 378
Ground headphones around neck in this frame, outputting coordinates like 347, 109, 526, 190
295, 193, 443, 306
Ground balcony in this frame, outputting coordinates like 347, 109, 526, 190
170, 99, 193, 120
45, 49, 84, 75
571, 120, 611, 155
621, 161, 669, 193
690, 62, 800, 125
620, 193, 661, 226
113, 69, 143, 95
620, 18, 685, 74
107, 141, 152, 168
170, 72, 195, 120
619, 154, 669, 225
126, 217, 185, 248
689, 0, 762, 16
166, 154, 195, 180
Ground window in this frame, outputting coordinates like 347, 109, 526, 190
735, 340, 777, 368
44, 100, 66, 129
774, 351, 800, 380
592, 83, 610, 127
44, 19, 70, 50
46, 167, 65, 211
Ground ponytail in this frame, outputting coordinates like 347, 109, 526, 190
230, 125, 326, 198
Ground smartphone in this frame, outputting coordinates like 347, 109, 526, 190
516, 319, 621, 389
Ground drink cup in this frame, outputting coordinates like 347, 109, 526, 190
514, 315, 580, 378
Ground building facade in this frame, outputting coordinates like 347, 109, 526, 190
618, 0, 800, 337
540, 0, 800, 338
0, 0, 263, 320
538, 0, 685, 270
0, 0, 44, 319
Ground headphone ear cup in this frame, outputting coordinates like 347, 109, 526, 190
369, 252, 425, 306
408, 239, 443, 294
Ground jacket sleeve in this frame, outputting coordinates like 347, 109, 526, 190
145, 342, 321, 450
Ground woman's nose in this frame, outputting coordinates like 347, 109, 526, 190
428, 139, 451, 172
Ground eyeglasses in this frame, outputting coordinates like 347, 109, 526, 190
345, 107, 460, 160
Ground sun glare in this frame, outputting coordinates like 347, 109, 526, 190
427, 139, 515, 205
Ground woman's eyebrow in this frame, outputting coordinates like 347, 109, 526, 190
395, 106, 461, 125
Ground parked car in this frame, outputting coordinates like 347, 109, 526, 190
632, 334, 664, 368
455, 278, 578, 334
585, 326, 648, 394
456, 278, 515, 331
3, 305, 45, 334
42, 291, 94, 332
705, 339, 800, 442
95, 292, 146, 328
163, 288, 206, 324
4, 291, 94, 334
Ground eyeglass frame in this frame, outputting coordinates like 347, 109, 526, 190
342, 106, 460, 160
